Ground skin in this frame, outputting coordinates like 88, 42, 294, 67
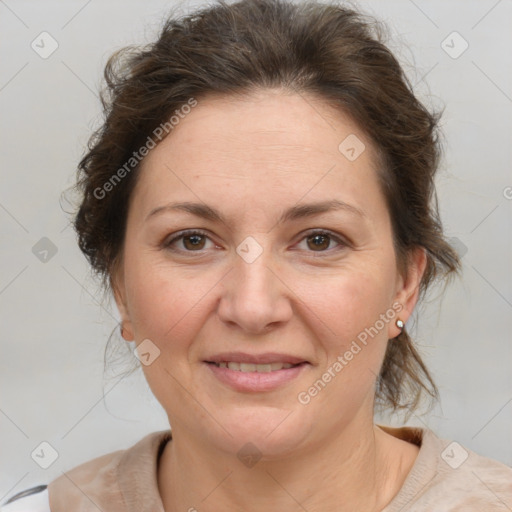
114, 88, 427, 512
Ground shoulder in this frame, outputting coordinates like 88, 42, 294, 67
0, 485, 50, 511
381, 425, 512, 511
0, 448, 125, 512
429, 434, 512, 510
48, 430, 171, 511
2, 430, 172, 512
47, 443, 128, 511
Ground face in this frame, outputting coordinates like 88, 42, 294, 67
114, 88, 425, 458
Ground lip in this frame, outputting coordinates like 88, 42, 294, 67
204, 352, 310, 393
205, 352, 308, 365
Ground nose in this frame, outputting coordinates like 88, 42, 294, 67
217, 243, 293, 335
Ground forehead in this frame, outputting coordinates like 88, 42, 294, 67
158, 88, 371, 159
131, 89, 385, 223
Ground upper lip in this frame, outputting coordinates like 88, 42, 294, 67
205, 352, 308, 365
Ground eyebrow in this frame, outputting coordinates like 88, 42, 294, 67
145, 199, 366, 224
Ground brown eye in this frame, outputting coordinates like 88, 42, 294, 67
165, 230, 214, 252
297, 230, 347, 254
306, 233, 331, 251
182, 234, 206, 250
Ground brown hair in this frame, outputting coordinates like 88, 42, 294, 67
73, 0, 460, 412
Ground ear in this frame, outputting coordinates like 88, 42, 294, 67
390, 246, 427, 338
112, 267, 134, 342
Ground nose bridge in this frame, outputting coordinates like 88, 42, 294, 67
236, 241, 273, 297
218, 235, 291, 332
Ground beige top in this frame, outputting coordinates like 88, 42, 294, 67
4, 426, 511, 511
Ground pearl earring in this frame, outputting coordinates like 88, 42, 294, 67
396, 319, 404, 330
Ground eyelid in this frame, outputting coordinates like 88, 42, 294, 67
164, 229, 216, 252
163, 228, 349, 254
294, 228, 349, 251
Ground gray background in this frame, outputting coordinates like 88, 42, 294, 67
1, 0, 511, 500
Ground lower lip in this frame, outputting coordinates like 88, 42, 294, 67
205, 362, 308, 392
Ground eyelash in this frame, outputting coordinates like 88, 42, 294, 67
163, 229, 348, 256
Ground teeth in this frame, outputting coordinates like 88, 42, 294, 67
216, 362, 295, 372
272, 362, 293, 370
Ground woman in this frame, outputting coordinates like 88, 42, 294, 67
3, 0, 511, 510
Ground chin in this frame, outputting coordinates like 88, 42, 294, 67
208, 404, 313, 460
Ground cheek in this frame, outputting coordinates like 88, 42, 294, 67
123, 250, 227, 353
122, 258, 209, 410
303, 261, 396, 403
305, 262, 396, 343
122, 245, 179, 333
124, 245, 397, 350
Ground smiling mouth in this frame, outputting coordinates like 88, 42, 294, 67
208, 361, 301, 372
205, 358, 308, 392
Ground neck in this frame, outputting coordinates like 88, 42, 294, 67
157, 418, 416, 512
